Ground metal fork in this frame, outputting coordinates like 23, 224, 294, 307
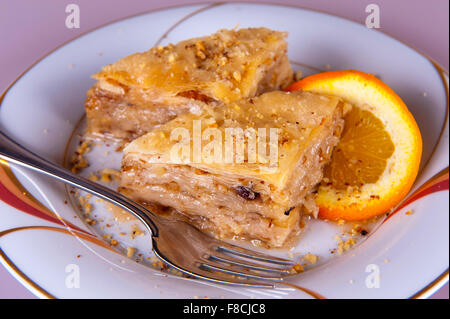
0, 131, 295, 288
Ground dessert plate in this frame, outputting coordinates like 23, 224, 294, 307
0, 3, 448, 299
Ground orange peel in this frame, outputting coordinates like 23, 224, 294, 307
287, 70, 422, 221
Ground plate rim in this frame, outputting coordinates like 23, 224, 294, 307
0, 1, 448, 299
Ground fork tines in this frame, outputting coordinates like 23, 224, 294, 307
198, 244, 296, 283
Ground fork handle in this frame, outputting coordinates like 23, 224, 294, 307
0, 130, 160, 236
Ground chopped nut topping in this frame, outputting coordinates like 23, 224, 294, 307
126, 247, 136, 258
130, 225, 144, 239
99, 168, 120, 183
293, 263, 304, 273
303, 253, 317, 265
88, 174, 99, 181
84, 202, 92, 214
85, 218, 96, 225
334, 235, 355, 255
196, 50, 206, 60
71, 140, 92, 174
100, 172, 111, 183
233, 71, 241, 82
195, 41, 205, 52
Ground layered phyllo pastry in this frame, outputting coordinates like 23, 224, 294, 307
85, 27, 293, 141
119, 91, 350, 247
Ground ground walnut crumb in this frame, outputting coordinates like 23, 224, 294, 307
71, 141, 92, 173
85, 217, 96, 225
100, 168, 121, 183
126, 247, 136, 258
88, 174, 99, 181
303, 253, 318, 265
343, 237, 355, 251
130, 225, 144, 239
150, 257, 168, 271
77, 193, 94, 215
84, 202, 92, 214
292, 263, 304, 273
335, 235, 355, 254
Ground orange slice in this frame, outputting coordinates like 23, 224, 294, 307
286, 70, 422, 221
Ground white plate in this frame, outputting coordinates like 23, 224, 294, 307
0, 3, 448, 299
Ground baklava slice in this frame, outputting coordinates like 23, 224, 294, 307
120, 91, 350, 247
85, 27, 293, 141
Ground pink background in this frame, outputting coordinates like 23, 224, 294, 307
0, 0, 448, 299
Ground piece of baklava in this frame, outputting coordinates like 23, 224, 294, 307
85, 27, 293, 141
120, 91, 350, 247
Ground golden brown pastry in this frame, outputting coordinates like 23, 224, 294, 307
85, 27, 293, 141
120, 91, 350, 247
